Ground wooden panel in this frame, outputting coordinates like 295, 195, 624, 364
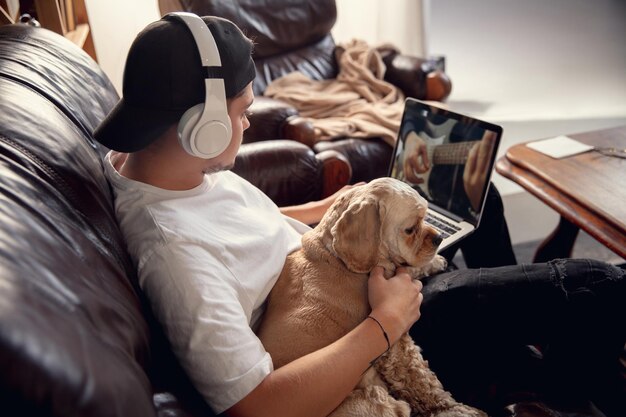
71, 0, 96, 61
31, 0, 97, 62
1, 6, 14, 24
64, 22, 88, 46
72, 0, 86, 23
63, 0, 74, 30
34, 0, 65, 34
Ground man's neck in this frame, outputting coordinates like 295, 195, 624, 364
114, 151, 206, 191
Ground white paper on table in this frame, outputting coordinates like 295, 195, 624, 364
526, 135, 594, 159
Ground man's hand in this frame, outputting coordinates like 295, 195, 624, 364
368, 266, 423, 344
463, 132, 496, 211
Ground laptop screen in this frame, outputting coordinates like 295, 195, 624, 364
388, 98, 502, 226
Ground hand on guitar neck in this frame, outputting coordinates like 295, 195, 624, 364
402, 131, 497, 211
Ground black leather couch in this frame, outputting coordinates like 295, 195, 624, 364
0, 20, 612, 417
0, 23, 348, 417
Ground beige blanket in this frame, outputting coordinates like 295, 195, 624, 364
264, 39, 405, 146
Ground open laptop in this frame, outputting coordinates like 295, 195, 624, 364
388, 98, 502, 252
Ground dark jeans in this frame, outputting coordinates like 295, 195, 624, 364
414, 185, 625, 415
441, 184, 518, 268
410, 259, 625, 416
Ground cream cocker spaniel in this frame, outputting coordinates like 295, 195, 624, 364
258, 177, 487, 417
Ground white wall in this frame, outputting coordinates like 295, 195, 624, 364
333, 0, 428, 57
428, 0, 626, 123
85, 0, 160, 94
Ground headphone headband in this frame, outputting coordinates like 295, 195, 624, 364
165, 12, 232, 159
166, 12, 221, 68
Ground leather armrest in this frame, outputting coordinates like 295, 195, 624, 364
281, 115, 316, 147
244, 97, 317, 147
243, 96, 298, 143
316, 150, 352, 197
232, 140, 351, 206
378, 47, 452, 101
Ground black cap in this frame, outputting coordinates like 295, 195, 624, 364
94, 15, 256, 152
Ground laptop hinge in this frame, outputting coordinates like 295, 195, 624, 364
429, 205, 471, 225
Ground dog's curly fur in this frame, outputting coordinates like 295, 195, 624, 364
257, 178, 487, 417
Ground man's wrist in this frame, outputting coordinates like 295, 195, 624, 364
367, 316, 390, 351
368, 309, 403, 345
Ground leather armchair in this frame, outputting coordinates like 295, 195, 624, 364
159, 0, 452, 183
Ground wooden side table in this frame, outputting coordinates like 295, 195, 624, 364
496, 125, 626, 262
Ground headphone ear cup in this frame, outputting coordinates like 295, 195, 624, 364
178, 103, 232, 158
178, 103, 203, 156
194, 116, 231, 158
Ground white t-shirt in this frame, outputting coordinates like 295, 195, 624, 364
103, 153, 309, 413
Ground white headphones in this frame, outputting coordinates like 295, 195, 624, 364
167, 12, 232, 159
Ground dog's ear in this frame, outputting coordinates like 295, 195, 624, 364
331, 196, 381, 273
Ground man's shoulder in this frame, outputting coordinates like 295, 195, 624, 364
218, 170, 259, 191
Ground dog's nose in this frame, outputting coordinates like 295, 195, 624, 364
431, 233, 443, 247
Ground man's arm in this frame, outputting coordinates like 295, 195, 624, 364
280, 200, 329, 226
226, 266, 423, 417
280, 183, 364, 225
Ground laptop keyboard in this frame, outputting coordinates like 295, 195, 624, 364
425, 213, 461, 239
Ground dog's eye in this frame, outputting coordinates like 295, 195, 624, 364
404, 226, 416, 234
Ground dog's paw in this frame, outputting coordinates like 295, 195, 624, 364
431, 254, 448, 272
407, 256, 448, 279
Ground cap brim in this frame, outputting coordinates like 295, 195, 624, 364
94, 98, 185, 152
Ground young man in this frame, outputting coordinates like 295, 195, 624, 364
95, 14, 625, 417
94, 14, 422, 417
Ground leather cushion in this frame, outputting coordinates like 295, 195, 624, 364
180, 0, 337, 57
178, 0, 340, 95
0, 25, 118, 136
0, 79, 154, 417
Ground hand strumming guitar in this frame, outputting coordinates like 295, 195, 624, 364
463, 131, 497, 211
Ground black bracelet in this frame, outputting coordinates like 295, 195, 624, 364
367, 315, 391, 356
